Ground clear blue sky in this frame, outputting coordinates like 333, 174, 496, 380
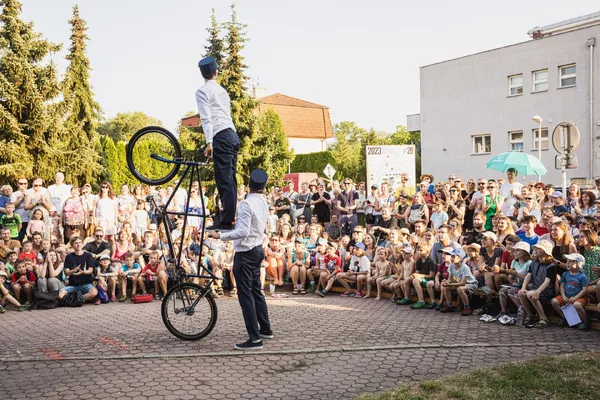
20, 0, 600, 133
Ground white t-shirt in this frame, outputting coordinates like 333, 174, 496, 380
48, 184, 72, 215
349, 255, 370, 273
11, 191, 29, 222
174, 188, 187, 212
500, 181, 523, 215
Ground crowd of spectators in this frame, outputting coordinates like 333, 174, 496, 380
1, 170, 599, 330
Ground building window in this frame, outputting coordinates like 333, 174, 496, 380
532, 128, 549, 150
508, 131, 524, 152
559, 64, 576, 87
532, 69, 548, 92
508, 74, 523, 96
473, 135, 491, 154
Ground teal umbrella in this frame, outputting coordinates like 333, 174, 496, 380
486, 152, 547, 176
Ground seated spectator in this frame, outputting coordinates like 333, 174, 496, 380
518, 240, 556, 328
497, 242, 531, 318
552, 192, 569, 216
494, 235, 521, 290
325, 214, 341, 240
18, 241, 37, 264
0, 228, 21, 263
317, 241, 342, 297
60, 236, 98, 303
2, 250, 18, 276
362, 247, 390, 299
399, 243, 435, 307
480, 231, 503, 290
288, 239, 309, 295
306, 238, 328, 292
0, 270, 24, 312
11, 260, 36, 305
430, 200, 448, 230
137, 251, 167, 300
576, 229, 600, 301
461, 212, 486, 246
448, 219, 463, 244
265, 236, 286, 286
96, 254, 118, 302
391, 246, 415, 303
430, 224, 464, 264
440, 249, 479, 315
434, 247, 452, 310
551, 253, 590, 330
372, 206, 397, 244
117, 252, 141, 302
338, 242, 369, 297
517, 215, 539, 248
83, 227, 112, 265
111, 230, 135, 268
36, 250, 65, 292
305, 224, 320, 254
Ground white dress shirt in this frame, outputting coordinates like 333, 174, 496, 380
220, 193, 268, 252
195, 79, 236, 145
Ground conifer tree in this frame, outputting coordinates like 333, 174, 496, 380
203, 8, 225, 69
0, 0, 62, 182
60, 4, 103, 185
249, 109, 294, 182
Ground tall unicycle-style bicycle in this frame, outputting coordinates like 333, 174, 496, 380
126, 126, 219, 340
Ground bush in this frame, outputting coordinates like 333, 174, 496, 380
290, 151, 336, 176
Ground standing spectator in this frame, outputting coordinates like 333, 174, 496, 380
566, 183, 581, 212
47, 172, 72, 216
483, 180, 502, 230
1, 203, 21, 240
372, 206, 397, 244
356, 181, 367, 227
395, 172, 416, 199
365, 185, 378, 231
11, 178, 30, 240
81, 184, 97, 237
0, 185, 11, 220
62, 186, 88, 242
24, 177, 52, 238
294, 182, 313, 224
311, 182, 331, 226
273, 189, 291, 220
284, 181, 298, 203
418, 174, 435, 194
499, 168, 523, 216
117, 184, 136, 230
337, 178, 360, 236
395, 194, 411, 229
93, 181, 118, 244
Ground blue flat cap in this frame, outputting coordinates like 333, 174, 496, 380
249, 169, 268, 190
198, 56, 218, 78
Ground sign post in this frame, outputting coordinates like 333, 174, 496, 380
552, 122, 580, 196
323, 163, 336, 181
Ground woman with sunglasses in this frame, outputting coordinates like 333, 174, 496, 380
566, 184, 581, 212
482, 180, 502, 231
266, 236, 286, 286
446, 187, 465, 224
513, 192, 542, 225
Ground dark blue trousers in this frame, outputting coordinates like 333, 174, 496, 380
212, 128, 240, 224
233, 245, 271, 341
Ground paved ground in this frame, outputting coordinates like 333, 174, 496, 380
3, 293, 600, 399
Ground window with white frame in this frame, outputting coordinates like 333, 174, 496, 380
508, 74, 523, 96
472, 135, 491, 154
559, 64, 576, 87
532, 69, 548, 92
532, 128, 549, 150
508, 131, 524, 152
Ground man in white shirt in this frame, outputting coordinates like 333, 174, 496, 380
208, 169, 272, 350
469, 179, 488, 213
499, 168, 523, 215
196, 56, 239, 231
47, 172, 72, 215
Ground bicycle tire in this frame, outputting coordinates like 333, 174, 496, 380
161, 282, 218, 341
126, 126, 182, 186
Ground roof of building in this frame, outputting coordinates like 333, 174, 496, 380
180, 93, 333, 140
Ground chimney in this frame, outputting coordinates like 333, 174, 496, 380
252, 86, 268, 99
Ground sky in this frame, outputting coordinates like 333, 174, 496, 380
19, 0, 600, 134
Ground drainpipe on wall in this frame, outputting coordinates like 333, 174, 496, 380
588, 37, 596, 179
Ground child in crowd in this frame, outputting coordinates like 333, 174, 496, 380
430, 200, 448, 230
338, 243, 370, 297
49, 208, 62, 245
3, 250, 18, 276
288, 239, 309, 295
267, 206, 279, 236
391, 246, 415, 303
362, 247, 390, 299
137, 251, 167, 300
493, 235, 520, 291
441, 249, 479, 315
317, 241, 342, 297
1, 203, 21, 239
434, 247, 452, 310
96, 254, 118, 302
0, 270, 25, 312
518, 240, 556, 328
133, 200, 149, 240
118, 252, 141, 302
307, 238, 328, 292
517, 215, 539, 248
399, 243, 435, 308
27, 209, 46, 240
497, 241, 531, 318
551, 253, 590, 330
11, 260, 36, 305
18, 241, 37, 264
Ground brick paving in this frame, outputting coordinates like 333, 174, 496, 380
2, 294, 600, 399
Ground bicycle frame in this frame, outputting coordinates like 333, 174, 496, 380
149, 154, 220, 284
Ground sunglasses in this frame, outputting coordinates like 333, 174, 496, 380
102, 186, 108, 189
478, 183, 485, 185
353, 231, 361, 234
33, 184, 41, 187
450, 189, 458, 192
525, 197, 533, 200
18, 182, 27, 185
94, 235, 104, 238
487, 186, 496, 189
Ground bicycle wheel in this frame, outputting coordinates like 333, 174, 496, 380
126, 126, 182, 186
161, 282, 218, 341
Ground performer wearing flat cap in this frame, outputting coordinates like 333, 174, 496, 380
196, 56, 239, 231
208, 169, 273, 350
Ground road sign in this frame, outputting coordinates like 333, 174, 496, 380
555, 154, 578, 169
323, 163, 336, 180
552, 122, 580, 153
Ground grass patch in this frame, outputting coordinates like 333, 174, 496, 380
357, 352, 600, 400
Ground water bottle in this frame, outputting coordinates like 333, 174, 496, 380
310, 281, 316, 293
516, 305, 524, 326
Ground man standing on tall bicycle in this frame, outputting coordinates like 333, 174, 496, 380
196, 56, 239, 232
208, 169, 273, 350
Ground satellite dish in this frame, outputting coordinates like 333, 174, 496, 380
552, 122, 580, 153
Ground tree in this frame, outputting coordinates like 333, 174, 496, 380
328, 122, 366, 182
0, 0, 62, 182
203, 8, 225, 69
59, 5, 103, 185
98, 111, 162, 143
219, 3, 256, 182
248, 109, 294, 182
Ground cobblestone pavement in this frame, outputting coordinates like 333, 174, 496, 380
3, 294, 600, 399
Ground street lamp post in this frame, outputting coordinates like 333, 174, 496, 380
532, 115, 543, 182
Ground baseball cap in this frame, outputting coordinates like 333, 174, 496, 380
437, 246, 455, 255
355, 242, 366, 250
401, 246, 414, 254
551, 191, 563, 198
512, 242, 531, 253
482, 231, 498, 242
99, 254, 111, 261
0, 270, 7, 279
327, 242, 338, 250
564, 253, 585, 267
371, 184, 378, 190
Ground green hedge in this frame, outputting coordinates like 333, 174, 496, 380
290, 151, 336, 176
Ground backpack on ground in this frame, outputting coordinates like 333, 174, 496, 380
60, 290, 85, 307
28, 290, 60, 310
97, 285, 110, 304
